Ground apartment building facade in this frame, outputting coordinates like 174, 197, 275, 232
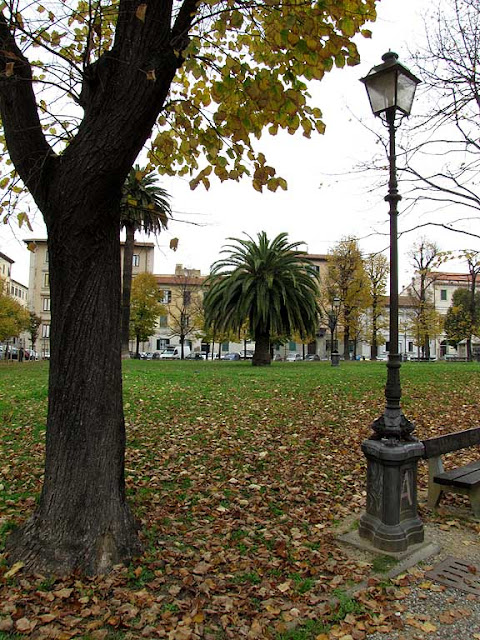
25, 238, 155, 357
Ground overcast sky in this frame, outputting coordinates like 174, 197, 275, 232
1, 0, 471, 289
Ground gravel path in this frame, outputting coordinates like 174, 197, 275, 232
363, 508, 480, 640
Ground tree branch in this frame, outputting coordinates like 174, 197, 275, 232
0, 11, 54, 206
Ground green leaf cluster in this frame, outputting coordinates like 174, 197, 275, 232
204, 231, 320, 342
129, 273, 165, 343
0, 278, 30, 342
0, 0, 377, 217
444, 287, 480, 347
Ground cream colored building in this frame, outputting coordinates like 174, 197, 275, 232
0, 251, 13, 285
144, 264, 207, 354
24, 238, 154, 357
0, 251, 29, 349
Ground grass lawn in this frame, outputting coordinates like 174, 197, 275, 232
0, 359, 479, 639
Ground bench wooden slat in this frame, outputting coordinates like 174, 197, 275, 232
436, 468, 480, 489
422, 427, 480, 458
433, 460, 480, 484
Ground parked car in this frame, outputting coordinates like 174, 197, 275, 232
273, 354, 283, 361
305, 354, 320, 361
239, 349, 254, 359
285, 353, 302, 362
140, 352, 153, 359
172, 345, 191, 359
222, 352, 241, 360
159, 347, 176, 359
185, 352, 205, 360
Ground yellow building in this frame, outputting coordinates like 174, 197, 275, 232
24, 238, 154, 357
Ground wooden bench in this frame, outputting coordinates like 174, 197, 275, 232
422, 427, 480, 517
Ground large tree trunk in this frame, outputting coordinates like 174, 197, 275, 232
253, 332, 271, 366
121, 222, 136, 358
7, 210, 141, 575
0, 1, 198, 576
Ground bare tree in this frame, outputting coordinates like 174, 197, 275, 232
402, 0, 480, 232
364, 253, 389, 360
406, 239, 446, 359
167, 269, 204, 359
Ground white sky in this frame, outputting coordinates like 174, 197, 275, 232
1, 0, 473, 289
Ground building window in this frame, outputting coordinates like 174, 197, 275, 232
408, 341, 414, 352
289, 341, 296, 351
43, 298, 51, 311
160, 290, 171, 304
158, 315, 168, 328
440, 289, 447, 301
43, 272, 49, 287
45, 250, 49, 263
183, 291, 191, 305
132, 254, 140, 267
222, 341, 229, 352
156, 338, 170, 350
42, 324, 50, 338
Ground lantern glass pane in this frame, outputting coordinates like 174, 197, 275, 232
397, 72, 418, 115
365, 71, 397, 115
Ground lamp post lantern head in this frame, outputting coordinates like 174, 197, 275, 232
361, 51, 421, 118
333, 296, 341, 311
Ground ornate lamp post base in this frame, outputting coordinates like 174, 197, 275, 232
359, 438, 424, 552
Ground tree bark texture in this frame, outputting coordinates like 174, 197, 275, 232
7, 212, 141, 574
0, 1, 199, 574
121, 223, 136, 358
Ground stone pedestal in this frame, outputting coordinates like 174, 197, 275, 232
359, 439, 424, 552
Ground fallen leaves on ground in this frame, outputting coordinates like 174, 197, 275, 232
1, 360, 480, 638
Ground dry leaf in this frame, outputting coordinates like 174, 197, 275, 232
54, 587, 74, 599
15, 617, 35, 633
4, 561, 24, 578
5, 62, 14, 77
136, 4, 147, 21
146, 69, 156, 81
0, 617, 13, 632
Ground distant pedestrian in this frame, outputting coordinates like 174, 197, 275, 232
19, 347, 24, 362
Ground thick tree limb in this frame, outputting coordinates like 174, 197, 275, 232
0, 12, 53, 207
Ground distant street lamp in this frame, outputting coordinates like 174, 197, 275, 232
327, 296, 341, 367
359, 52, 424, 552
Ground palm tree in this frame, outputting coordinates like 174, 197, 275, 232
204, 232, 320, 366
120, 166, 171, 357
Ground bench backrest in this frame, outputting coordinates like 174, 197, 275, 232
422, 427, 480, 459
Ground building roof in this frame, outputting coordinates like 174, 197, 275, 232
155, 274, 208, 287
431, 272, 472, 284
0, 251, 14, 264
23, 238, 155, 248
306, 253, 329, 261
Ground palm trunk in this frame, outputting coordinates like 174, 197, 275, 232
121, 222, 136, 358
253, 331, 271, 366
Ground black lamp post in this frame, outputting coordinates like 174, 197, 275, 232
361, 51, 420, 439
327, 296, 341, 366
358, 52, 425, 552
